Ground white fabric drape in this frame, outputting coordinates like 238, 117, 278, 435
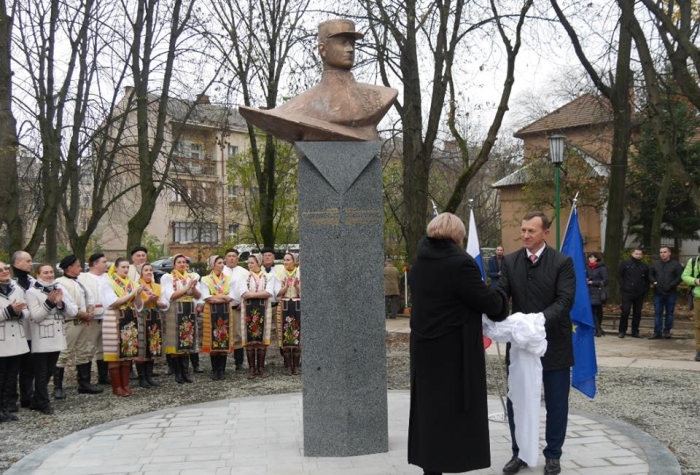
483, 312, 547, 467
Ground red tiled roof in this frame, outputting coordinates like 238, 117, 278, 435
514, 94, 614, 138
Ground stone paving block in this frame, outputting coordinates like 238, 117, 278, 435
565, 435, 614, 445
577, 464, 648, 474
143, 460, 227, 471
610, 456, 648, 465
150, 455, 186, 463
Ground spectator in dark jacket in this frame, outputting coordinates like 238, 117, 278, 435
617, 248, 649, 338
649, 246, 684, 339
586, 252, 608, 337
497, 211, 575, 475
486, 245, 505, 289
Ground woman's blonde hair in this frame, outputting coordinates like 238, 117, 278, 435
426, 212, 466, 245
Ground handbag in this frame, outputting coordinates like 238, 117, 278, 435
599, 284, 607, 302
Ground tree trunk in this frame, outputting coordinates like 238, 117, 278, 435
0, 4, 22, 253
602, 1, 633, 304
650, 166, 672, 253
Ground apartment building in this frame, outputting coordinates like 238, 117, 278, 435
95, 89, 251, 259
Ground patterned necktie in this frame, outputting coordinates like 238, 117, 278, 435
529, 254, 538, 264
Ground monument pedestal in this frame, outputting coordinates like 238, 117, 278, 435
297, 141, 388, 457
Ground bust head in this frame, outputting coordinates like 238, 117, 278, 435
318, 19, 363, 71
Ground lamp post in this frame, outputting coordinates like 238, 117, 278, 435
548, 134, 566, 249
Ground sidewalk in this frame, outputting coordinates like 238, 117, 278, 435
5, 391, 679, 475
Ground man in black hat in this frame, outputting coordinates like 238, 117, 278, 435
55, 255, 103, 397
128, 246, 148, 282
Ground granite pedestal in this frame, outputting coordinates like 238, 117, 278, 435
296, 141, 388, 457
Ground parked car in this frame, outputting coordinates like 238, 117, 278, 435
151, 256, 193, 283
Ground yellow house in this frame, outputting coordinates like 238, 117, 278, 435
493, 94, 614, 253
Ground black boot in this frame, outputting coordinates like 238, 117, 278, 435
165, 355, 174, 376
173, 356, 185, 384
292, 349, 301, 375
96, 360, 111, 385
53, 367, 66, 400
234, 348, 244, 371
219, 354, 227, 380
282, 348, 292, 375
145, 361, 158, 387
77, 363, 103, 394
136, 363, 152, 389
181, 356, 194, 383
210, 355, 219, 381
189, 353, 203, 373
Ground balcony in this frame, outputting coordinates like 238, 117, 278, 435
172, 156, 217, 176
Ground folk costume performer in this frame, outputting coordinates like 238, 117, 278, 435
200, 255, 236, 380
161, 254, 201, 384
103, 258, 143, 397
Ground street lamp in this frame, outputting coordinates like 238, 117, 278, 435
548, 134, 566, 249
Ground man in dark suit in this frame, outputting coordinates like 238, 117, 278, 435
497, 211, 576, 475
487, 245, 505, 289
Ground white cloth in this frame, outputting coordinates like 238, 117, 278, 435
483, 312, 547, 467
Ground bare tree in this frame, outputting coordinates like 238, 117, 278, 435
550, 0, 633, 302
206, 0, 311, 248
124, 0, 217, 252
639, 0, 700, 113
359, 0, 504, 261
443, 0, 533, 213
0, 0, 21, 253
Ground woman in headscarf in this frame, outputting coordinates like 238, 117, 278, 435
161, 254, 201, 384
135, 263, 168, 388
240, 253, 274, 379
408, 213, 509, 475
200, 255, 235, 380
26, 264, 78, 414
275, 252, 301, 375
0, 260, 30, 422
103, 258, 143, 397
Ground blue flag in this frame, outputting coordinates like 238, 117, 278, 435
466, 209, 485, 280
560, 207, 598, 398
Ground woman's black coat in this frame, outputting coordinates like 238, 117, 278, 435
408, 237, 509, 473
587, 263, 608, 306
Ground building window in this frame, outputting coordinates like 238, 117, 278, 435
173, 140, 204, 159
228, 185, 238, 199
228, 223, 239, 237
227, 145, 238, 158
172, 221, 219, 244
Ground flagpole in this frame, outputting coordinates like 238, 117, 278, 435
559, 192, 579, 249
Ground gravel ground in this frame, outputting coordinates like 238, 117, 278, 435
2, 332, 699, 474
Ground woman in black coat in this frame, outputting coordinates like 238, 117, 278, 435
586, 252, 608, 337
408, 213, 509, 475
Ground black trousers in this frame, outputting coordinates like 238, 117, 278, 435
619, 295, 644, 335
8, 340, 34, 407
0, 355, 22, 411
31, 351, 59, 410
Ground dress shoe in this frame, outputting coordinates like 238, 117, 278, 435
695, 351, 700, 362
649, 334, 662, 339
502, 455, 527, 474
631, 332, 643, 338
618, 332, 625, 338
544, 458, 561, 475
6, 404, 18, 413
0, 411, 11, 423
664, 331, 672, 339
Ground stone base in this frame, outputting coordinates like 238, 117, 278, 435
297, 141, 388, 457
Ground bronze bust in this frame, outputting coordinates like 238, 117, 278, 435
239, 19, 398, 142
